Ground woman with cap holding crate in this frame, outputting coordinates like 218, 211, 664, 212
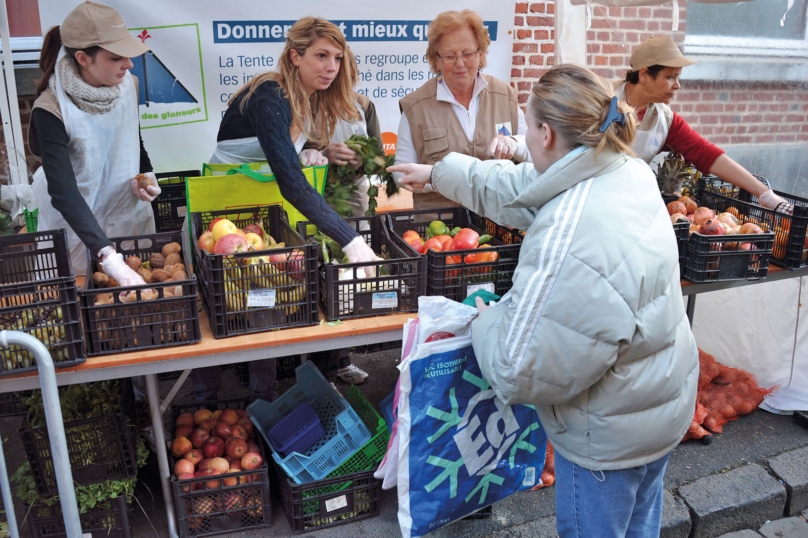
29, 1, 158, 282
618, 36, 792, 213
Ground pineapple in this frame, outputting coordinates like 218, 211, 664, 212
655, 152, 697, 197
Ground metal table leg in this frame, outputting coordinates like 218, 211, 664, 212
686, 295, 697, 326
0, 331, 81, 538
0, 418, 19, 538
145, 373, 179, 538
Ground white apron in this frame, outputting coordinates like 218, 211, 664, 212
209, 133, 308, 165
330, 104, 370, 218
615, 83, 669, 163
32, 48, 154, 275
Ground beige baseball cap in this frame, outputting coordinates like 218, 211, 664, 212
629, 37, 698, 73
60, 1, 149, 57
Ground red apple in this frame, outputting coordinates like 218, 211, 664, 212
239, 474, 252, 485
177, 472, 195, 493
176, 413, 196, 428
194, 409, 213, 425
198, 231, 216, 254
247, 442, 260, 454
223, 468, 241, 487
174, 458, 195, 476
171, 436, 192, 458
184, 449, 204, 466
213, 421, 232, 440
244, 233, 263, 250
208, 457, 230, 473
235, 410, 247, 419
241, 452, 263, 470
213, 233, 249, 255
212, 219, 239, 242
175, 425, 194, 440
198, 458, 213, 471
212, 410, 224, 421
224, 455, 234, 463
699, 219, 725, 236
202, 436, 225, 458
199, 419, 217, 433
190, 428, 210, 449
229, 460, 243, 471
226, 438, 248, 459
243, 224, 264, 238
219, 409, 240, 426
208, 217, 225, 232
238, 417, 255, 437
230, 424, 248, 440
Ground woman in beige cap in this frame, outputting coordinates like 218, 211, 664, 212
618, 36, 791, 212
29, 1, 158, 284
392, 9, 530, 210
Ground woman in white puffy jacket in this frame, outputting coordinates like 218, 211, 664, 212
390, 64, 698, 538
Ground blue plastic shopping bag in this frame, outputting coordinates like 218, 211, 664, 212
396, 297, 547, 537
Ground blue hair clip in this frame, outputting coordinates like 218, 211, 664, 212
599, 96, 626, 133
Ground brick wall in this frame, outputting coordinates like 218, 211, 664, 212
512, 0, 808, 148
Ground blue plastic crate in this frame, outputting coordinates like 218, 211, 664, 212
247, 362, 371, 484
268, 401, 325, 457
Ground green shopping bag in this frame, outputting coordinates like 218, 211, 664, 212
187, 163, 327, 228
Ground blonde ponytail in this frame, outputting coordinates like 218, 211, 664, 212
530, 64, 636, 158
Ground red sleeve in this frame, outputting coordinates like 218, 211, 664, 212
663, 113, 724, 174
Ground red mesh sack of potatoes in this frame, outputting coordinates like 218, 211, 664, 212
532, 442, 555, 491
682, 402, 711, 442
699, 348, 721, 390
700, 364, 776, 434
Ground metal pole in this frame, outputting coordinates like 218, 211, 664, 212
145, 373, 180, 538
0, 2, 29, 185
0, 331, 81, 538
0, 404, 19, 538
686, 294, 697, 326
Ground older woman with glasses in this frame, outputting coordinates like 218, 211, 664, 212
392, 9, 529, 209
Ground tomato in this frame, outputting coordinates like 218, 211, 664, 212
423, 238, 444, 252
403, 230, 420, 242
407, 237, 426, 254
450, 228, 480, 251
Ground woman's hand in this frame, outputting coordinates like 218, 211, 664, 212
323, 143, 362, 169
130, 172, 161, 202
342, 236, 380, 277
759, 189, 794, 214
487, 135, 518, 160
98, 252, 149, 300
386, 163, 434, 193
299, 149, 328, 167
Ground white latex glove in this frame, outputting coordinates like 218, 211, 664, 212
130, 172, 161, 203
487, 135, 518, 160
343, 236, 380, 278
386, 163, 434, 193
99, 252, 147, 299
323, 142, 362, 169
759, 189, 794, 214
299, 149, 328, 168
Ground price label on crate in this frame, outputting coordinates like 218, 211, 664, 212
247, 288, 276, 307
467, 282, 495, 296
325, 494, 348, 512
372, 291, 398, 309
176, 206, 187, 218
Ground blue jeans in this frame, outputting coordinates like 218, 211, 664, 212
555, 449, 672, 538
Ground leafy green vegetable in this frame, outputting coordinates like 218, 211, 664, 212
326, 134, 399, 217
24, 380, 123, 429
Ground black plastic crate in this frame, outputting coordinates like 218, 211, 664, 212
684, 230, 775, 283
168, 398, 271, 537
0, 390, 30, 417
229, 356, 302, 385
673, 218, 690, 277
191, 206, 319, 338
698, 176, 808, 269
27, 494, 131, 538
79, 231, 202, 356
385, 207, 523, 302
273, 461, 380, 534
0, 230, 85, 376
20, 379, 138, 496
151, 170, 199, 232
297, 216, 425, 321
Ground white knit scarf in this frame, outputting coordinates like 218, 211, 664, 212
51, 54, 121, 115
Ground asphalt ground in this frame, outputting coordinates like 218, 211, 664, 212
1, 346, 806, 537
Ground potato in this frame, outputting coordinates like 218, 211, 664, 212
164, 252, 182, 267
107, 277, 120, 288
95, 293, 113, 305
137, 174, 156, 192
142, 290, 159, 301
162, 242, 182, 257
136, 267, 153, 284
151, 269, 170, 282
163, 290, 175, 298
92, 272, 109, 288
125, 256, 142, 271
149, 253, 165, 268
164, 263, 186, 276
170, 270, 188, 281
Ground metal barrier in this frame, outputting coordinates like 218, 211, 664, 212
0, 331, 82, 538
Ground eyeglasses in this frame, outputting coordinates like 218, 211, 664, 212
436, 50, 479, 65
